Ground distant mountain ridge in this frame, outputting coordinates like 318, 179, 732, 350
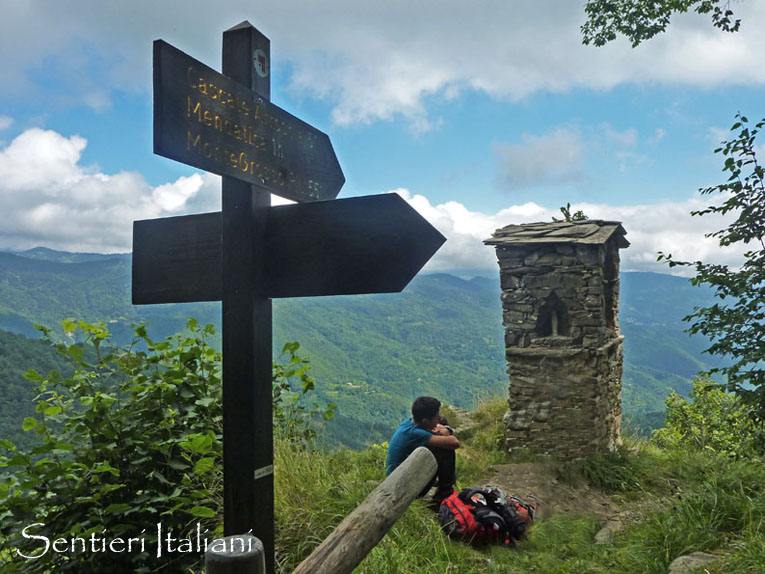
0, 249, 723, 448
13, 246, 130, 264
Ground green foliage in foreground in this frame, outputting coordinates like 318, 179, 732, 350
275, 443, 765, 574
0, 320, 328, 573
275, 395, 765, 573
1, 319, 222, 573
2, 320, 764, 573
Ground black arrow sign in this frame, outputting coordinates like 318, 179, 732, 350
153, 40, 345, 202
264, 193, 446, 297
132, 194, 445, 304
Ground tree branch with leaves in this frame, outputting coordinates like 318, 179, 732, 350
658, 114, 765, 417
581, 0, 741, 47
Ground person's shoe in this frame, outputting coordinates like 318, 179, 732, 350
427, 488, 455, 511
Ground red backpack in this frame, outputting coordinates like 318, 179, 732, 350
438, 486, 535, 546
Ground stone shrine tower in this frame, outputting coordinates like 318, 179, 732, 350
484, 220, 629, 458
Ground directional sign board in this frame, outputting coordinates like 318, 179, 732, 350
264, 193, 446, 297
132, 211, 222, 304
154, 40, 345, 202
135, 22, 445, 571
132, 194, 446, 303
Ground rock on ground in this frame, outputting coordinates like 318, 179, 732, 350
667, 552, 718, 574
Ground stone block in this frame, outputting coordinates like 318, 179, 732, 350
574, 245, 604, 266
497, 256, 526, 269
504, 409, 532, 431
501, 274, 521, 290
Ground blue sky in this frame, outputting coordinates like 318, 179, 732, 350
1, 0, 763, 275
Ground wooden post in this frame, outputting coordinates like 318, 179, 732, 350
292, 447, 437, 574
220, 23, 274, 573
205, 534, 265, 574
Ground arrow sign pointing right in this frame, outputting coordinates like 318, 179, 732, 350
265, 193, 446, 297
132, 194, 445, 303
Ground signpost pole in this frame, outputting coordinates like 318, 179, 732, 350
220, 23, 274, 573
137, 21, 446, 574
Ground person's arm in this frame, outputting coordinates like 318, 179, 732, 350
426, 432, 460, 449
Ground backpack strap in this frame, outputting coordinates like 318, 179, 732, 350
457, 487, 494, 505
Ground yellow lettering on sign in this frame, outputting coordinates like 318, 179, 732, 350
307, 180, 322, 199
187, 130, 201, 151
187, 97, 202, 121
186, 65, 252, 121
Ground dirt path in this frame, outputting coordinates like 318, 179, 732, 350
445, 406, 623, 524
478, 461, 621, 522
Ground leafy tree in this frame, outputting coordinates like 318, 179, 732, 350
658, 114, 765, 416
652, 378, 764, 457
0, 319, 330, 573
581, 0, 741, 47
582, 0, 764, 418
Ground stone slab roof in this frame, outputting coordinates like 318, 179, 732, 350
484, 220, 629, 248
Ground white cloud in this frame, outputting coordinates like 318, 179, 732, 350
601, 124, 638, 148
2, 1, 765, 127
0, 128, 297, 252
648, 128, 666, 145
575, 199, 745, 274
394, 189, 745, 277
0, 127, 748, 278
493, 127, 585, 190
708, 126, 730, 145
0, 129, 208, 252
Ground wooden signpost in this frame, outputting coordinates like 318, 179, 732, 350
132, 21, 445, 573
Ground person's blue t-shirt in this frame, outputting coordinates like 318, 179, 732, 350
385, 419, 432, 475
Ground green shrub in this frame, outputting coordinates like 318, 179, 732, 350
652, 378, 764, 458
0, 319, 330, 573
0, 319, 221, 572
272, 341, 336, 446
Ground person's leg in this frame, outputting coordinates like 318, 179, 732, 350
426, 445, 456, 498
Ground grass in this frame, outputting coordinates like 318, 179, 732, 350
274, 398, 765, 574
448, 395, 513, 483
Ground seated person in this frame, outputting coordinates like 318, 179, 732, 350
385, 396, 460, 505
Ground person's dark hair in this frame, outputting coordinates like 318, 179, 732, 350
412, 396, 440, 423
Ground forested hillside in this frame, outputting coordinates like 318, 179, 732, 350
273, 274, 506, 446
0, 329, 72, 451
618, 272, 726, 428
0, 248, 722, 448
